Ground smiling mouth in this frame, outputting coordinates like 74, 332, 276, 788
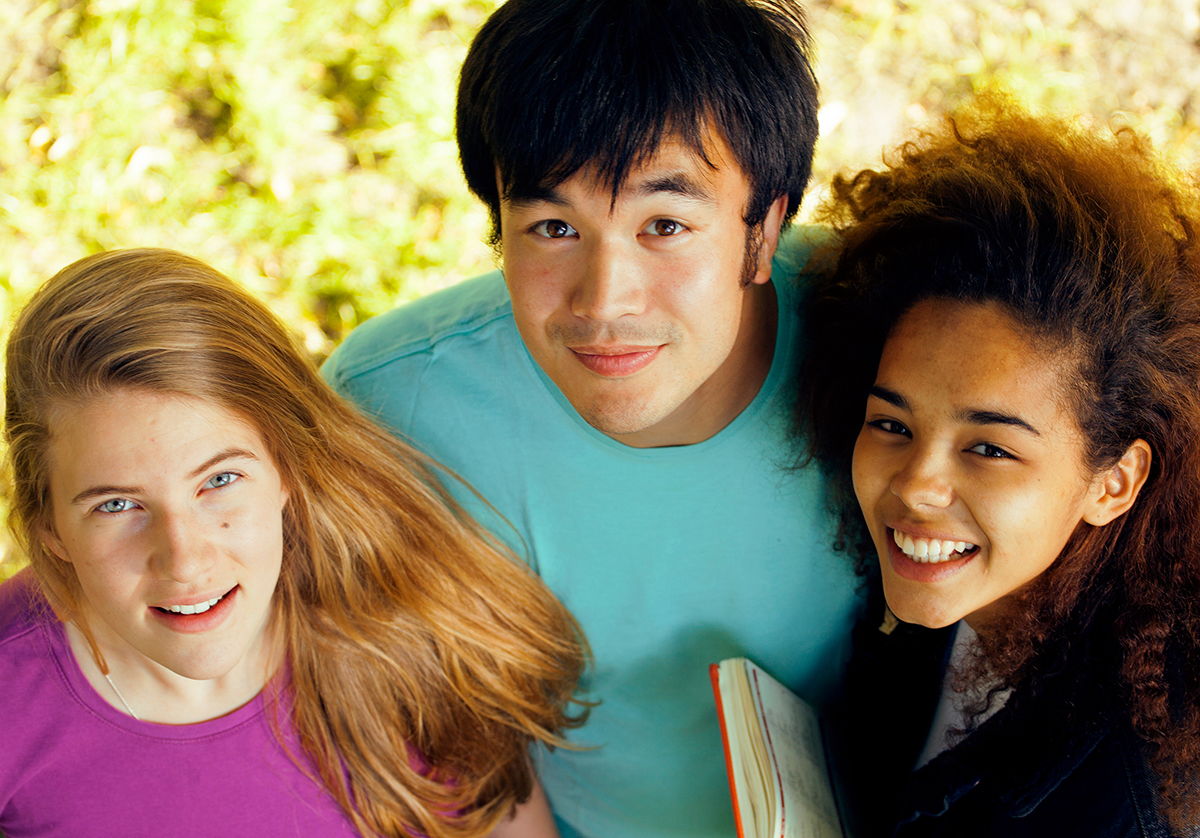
154, 588, 233, 615
892, 529, 979, 564
570, 346, 662, 377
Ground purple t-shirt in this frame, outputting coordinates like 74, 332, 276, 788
0, 571, 360, 838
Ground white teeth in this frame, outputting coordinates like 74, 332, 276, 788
893, 530, 977, 564
163, 594, 224, 615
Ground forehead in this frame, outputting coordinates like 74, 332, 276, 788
881, 299, 1078, 416
505, 129, 750, 210
46, 390, 267, 477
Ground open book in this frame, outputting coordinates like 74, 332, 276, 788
710, 658, 850, 838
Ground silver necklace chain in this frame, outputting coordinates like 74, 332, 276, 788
103, 672, 140, 721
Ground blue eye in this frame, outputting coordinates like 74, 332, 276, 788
531, 220, 577, 239
204, 472, 240, 489
968, 442, 1014, 460
97, 498, 136, 514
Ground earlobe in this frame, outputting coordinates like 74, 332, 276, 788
1083, 439, 1152, 526
752, 194, 790, 284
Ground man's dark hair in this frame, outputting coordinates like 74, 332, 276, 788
456, 0, 819, 239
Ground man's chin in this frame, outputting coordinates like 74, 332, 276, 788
575, 400, 671, 440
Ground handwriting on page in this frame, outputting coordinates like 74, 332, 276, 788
752, 670, 843, 838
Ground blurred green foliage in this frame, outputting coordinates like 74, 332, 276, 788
1, 0, 500, 362
2, 0, 1199, 582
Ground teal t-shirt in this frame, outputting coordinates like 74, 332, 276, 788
322, 227, 862, 838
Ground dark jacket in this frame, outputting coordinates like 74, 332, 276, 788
834, 601, 1185, 838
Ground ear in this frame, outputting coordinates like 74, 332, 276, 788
1083, 439, 1152, 526
42, 525, 72, 564
750, 194, 790, 285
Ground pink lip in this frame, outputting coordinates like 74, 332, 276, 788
571, 345, 662, 377
148, 586, 238, 634
885, 528, 978, 583
887, 521, 974, 543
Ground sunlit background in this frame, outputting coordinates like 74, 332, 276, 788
2, 0, 1199, 576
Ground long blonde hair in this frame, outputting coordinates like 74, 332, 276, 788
5, 249, 587, 838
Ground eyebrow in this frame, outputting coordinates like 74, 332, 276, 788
505, 185, 571, 210
70, 447, 260, 505
633, 173, 717, 203
867, 385, 1042, 436
504, 171, 717, 210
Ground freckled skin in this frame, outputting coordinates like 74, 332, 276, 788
851, 300, 1115, 631
43, 389, 289, 720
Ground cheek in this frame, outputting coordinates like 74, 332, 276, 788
850, 430, 880, 512
227, 498, 286, 578
503, 241, 575, 307
507, 276, 568, 338
664, 275, 744, 358
61, 527, 131, 580
977, 480, 1084, 576
69, 556, 140, 622
669, 255, 736, 308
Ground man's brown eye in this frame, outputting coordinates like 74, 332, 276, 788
653, 219, 680, 236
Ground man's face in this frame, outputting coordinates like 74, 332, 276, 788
499, 133, 786, 448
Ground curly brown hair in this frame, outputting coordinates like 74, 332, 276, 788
799, 93, 1200, 830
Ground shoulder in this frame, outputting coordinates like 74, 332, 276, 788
321, 270, 536, 444
1108, 723, 1190, 838
0, 571, 65, 807
0, 569, 49, 649
0, 571, 62, 712
772, 223, 838, 293
323, 270, 512, 388
895, 696, 1176, 838
998, 717, 1179, 837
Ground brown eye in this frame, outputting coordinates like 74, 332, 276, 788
533, 220, 577, 239
967, 442, 1015, 460
648, 219, 682, 236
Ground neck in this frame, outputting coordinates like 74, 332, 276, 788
963, 599, 1014, 641
65, 615, 282, 726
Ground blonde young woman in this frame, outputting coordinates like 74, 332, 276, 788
0, 249, 586, 838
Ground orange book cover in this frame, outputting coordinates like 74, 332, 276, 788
710, 662, 748, 838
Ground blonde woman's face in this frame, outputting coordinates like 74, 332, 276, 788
43, 389, 288, 682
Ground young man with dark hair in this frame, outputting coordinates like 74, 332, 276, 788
324, 2, 860, 836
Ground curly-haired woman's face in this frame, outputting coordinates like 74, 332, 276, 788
851, 298, 1144, 632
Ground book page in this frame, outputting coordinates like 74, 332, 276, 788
717, 660, 773, 838
747, 662, 844, 838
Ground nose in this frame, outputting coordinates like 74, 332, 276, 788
890, 445, 954, 510
151, 510, 216, 583
570, 240, 646, 321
